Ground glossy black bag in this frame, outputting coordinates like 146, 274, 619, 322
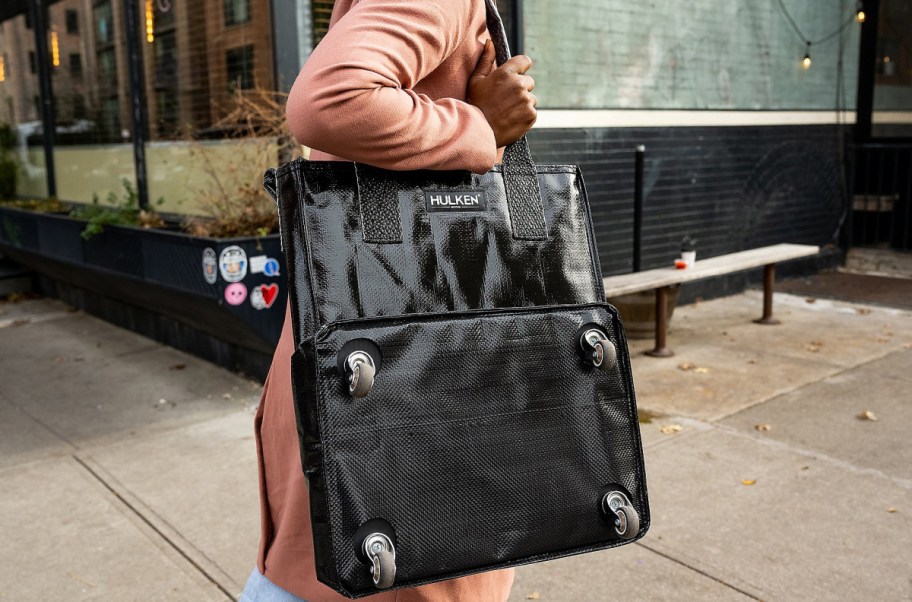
262, 1, 649, 597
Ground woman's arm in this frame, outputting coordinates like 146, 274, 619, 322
286, 0, 497, 173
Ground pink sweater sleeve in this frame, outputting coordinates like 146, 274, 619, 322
285, 0, 497, 174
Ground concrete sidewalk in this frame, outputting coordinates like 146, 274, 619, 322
1, 289, 910, 601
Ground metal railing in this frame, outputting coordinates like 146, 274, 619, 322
848, 142, 912, 250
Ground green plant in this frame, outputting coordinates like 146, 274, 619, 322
70, 179, 165, 239
183, 87, 301, 238
0, 123, 17, 199
0, 197, 69, 213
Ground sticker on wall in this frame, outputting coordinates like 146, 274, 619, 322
202, 248, 218, 284
250, 283, 279, 310
263, 258, 281, 277
219, 245, 248, 283
250, 255, 281, 277
224, 282, 248, 306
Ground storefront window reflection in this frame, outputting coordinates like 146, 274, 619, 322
0, 13, 48, 198
872, 0, 912, 136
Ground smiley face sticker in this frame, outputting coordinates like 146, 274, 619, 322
224, 282, 248, 306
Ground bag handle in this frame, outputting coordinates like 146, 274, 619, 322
357, 0, 546, 243
483, 0, 547, 241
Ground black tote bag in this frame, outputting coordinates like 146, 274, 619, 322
263, 1, 649, 597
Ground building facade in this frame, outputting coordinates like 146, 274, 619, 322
1, 0, 910, 274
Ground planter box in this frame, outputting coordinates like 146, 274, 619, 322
0, 206, 286, 376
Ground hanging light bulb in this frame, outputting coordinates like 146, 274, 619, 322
51, 28, 60, 67
0, 56, 5, 82
855, 2, 866, 23
802, 42, 812, 69
145, 0, 155, 43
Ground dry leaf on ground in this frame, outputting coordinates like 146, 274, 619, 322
886, 507, 897, 513
857, 410, 878, 421
855, 307, 872, 315
526, 593, 541, 600
806, 341, 824, 352
741, 479, 757, 486
169, 363, 186, 371
678, 362, 697, 371
660, 424, 682, 434
694, 367, 710, 374
755, 424, 772, 432
805, 297, 816, 304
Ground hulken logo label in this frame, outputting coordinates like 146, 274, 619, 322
424, 190, 487, 212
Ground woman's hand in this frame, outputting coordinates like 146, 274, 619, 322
467, 39, 537, 148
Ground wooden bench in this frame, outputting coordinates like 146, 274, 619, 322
603, 243, 820, 357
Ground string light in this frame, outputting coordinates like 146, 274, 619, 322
775, 0, 860, 71
0, 56, 5, 82
51, 28, 60, 67
145, 0, 155, 43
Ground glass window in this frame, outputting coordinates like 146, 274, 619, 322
225, 0, 251, 26
152, 30, 178, 137
98, 47, 117, 92
48, 0, 134, 203
872, 0, 912, 136
65, 9, 78, 34
94, 1, 113, 45
0, 13, 49, 197
226, 45, 255, 90
73, 95, 87, 120
69, 53, 81, 77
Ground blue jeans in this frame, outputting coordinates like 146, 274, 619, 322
240, 568, 309, 602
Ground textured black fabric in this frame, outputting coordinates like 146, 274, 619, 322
271, 154, 650, 597
355, 163, 404, 244
300, 304, 647, 596
265, 2, 648, 597
278, 162, 602, 327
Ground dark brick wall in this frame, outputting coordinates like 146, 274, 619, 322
527, 124, 849, 278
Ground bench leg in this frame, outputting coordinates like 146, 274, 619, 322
754, 264, 781, 325
645, 286, 674, 357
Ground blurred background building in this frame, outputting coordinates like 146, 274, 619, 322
0, 0, 910, 274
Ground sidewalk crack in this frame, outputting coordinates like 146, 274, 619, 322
635, 541, 762, 600
71, 455, 235, 601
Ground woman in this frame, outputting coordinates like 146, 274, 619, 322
244, 0, 537, 599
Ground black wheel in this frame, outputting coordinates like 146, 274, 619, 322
614, 504, 640, 539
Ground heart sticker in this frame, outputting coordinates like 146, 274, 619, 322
250, 283, 279, 310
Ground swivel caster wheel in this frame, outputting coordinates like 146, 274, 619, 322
363, 532, 396, 589
602, 490, 640, 540
345, 351, 376, 398
580, 328, 617, 371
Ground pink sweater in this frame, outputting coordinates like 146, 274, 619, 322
254, 0, 513, 599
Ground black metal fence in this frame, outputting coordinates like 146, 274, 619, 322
849, 142, 912, 250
